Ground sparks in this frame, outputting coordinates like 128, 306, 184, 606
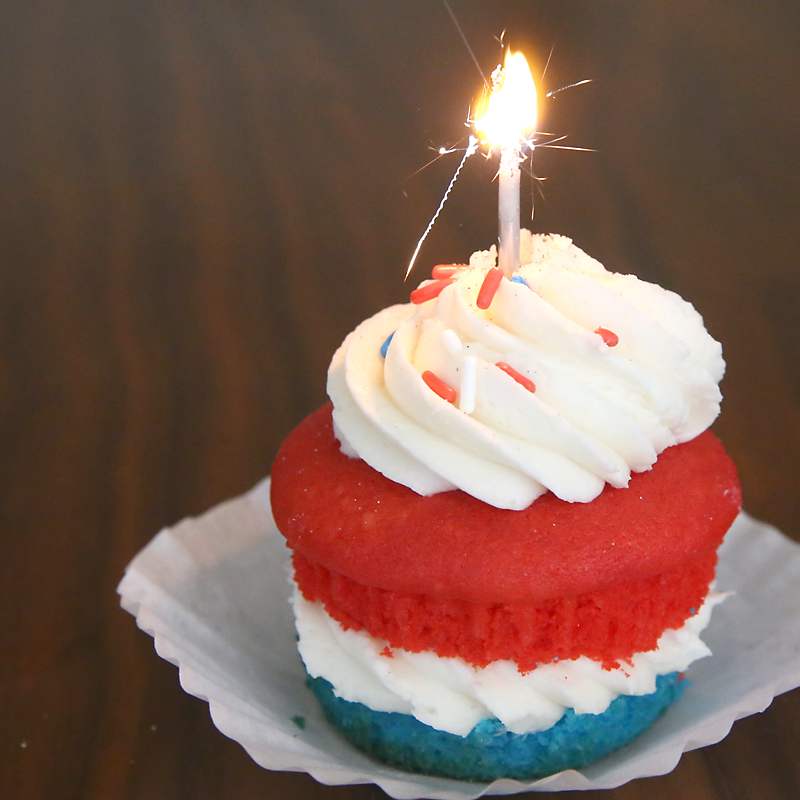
405, 41, 591, 283
405, 136, 479, 280
546, 78, 592, 98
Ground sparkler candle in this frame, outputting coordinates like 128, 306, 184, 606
474, 50, 538, 277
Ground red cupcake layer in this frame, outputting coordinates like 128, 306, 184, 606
293, 548, 717, 669
271, 405, 741, 604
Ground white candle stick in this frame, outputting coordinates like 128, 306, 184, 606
498, 146, 521, 277
474, 50, 537, 278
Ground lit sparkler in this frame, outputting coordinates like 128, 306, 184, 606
474, 50, 538, 277
405, 47, 587, 281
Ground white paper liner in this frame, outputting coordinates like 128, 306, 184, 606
118, 477, 800, 798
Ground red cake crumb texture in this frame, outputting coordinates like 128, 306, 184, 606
292, 549, 716, 670
271, 405, 741, 667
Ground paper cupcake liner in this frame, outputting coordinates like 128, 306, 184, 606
118, 478, 800, 798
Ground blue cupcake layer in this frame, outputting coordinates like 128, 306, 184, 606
307, 672, 685, 782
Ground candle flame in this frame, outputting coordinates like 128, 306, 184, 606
474, 50, 537, 149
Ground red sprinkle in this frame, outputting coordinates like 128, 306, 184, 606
431, 263, 468, 279
476, 267, 504, 310
422, 370, 457, 403
496, 362, 536, 394
410, 278, 455, 305
595, 327, 619, 347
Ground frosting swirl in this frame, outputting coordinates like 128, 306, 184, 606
293, 584, 725, 737
328, 233, 724, 510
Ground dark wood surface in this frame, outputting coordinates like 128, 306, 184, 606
2, 1, 799, 798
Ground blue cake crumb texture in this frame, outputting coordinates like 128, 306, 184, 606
307, 672, 685, 782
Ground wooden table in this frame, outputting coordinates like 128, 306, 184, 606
3, 1, 799, 798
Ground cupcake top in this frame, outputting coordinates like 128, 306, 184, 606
328, 233, 724, 510
272, 405, 740, 603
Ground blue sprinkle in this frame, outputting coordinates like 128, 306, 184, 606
689, 607, 697, 615
510, 275, 528, 287
380, 332, 395, 358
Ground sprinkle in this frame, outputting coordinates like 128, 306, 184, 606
440, 328, 462, 355
410, 278, 455, 305
380, 332, 395, 358
595, 327, 619, 347
495, 362, 536, 393
432, 263, 468, 279
381, 646, 394, 658
689, 607, 697, 615
291, 715, 307, 729
422, 370, 457, 403
459, 356, 477, 414
510, 275, 529, 287
476, 267, 504, 310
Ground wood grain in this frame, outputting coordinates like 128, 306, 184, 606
1, 1, 798, 798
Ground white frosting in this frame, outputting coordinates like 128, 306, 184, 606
328, 232, 724, 510
293, 586, 726, 737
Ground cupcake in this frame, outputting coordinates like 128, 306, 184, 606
270, 232, 741, 782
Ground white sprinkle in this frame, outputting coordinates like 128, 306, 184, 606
459, 356, 477, 414
20, 741, 27, 749
440, 328, 463, 355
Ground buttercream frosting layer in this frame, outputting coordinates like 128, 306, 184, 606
328, 233, 724, 510
293, 585, 725, 737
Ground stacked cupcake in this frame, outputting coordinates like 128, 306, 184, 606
270, 233, 741, 781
